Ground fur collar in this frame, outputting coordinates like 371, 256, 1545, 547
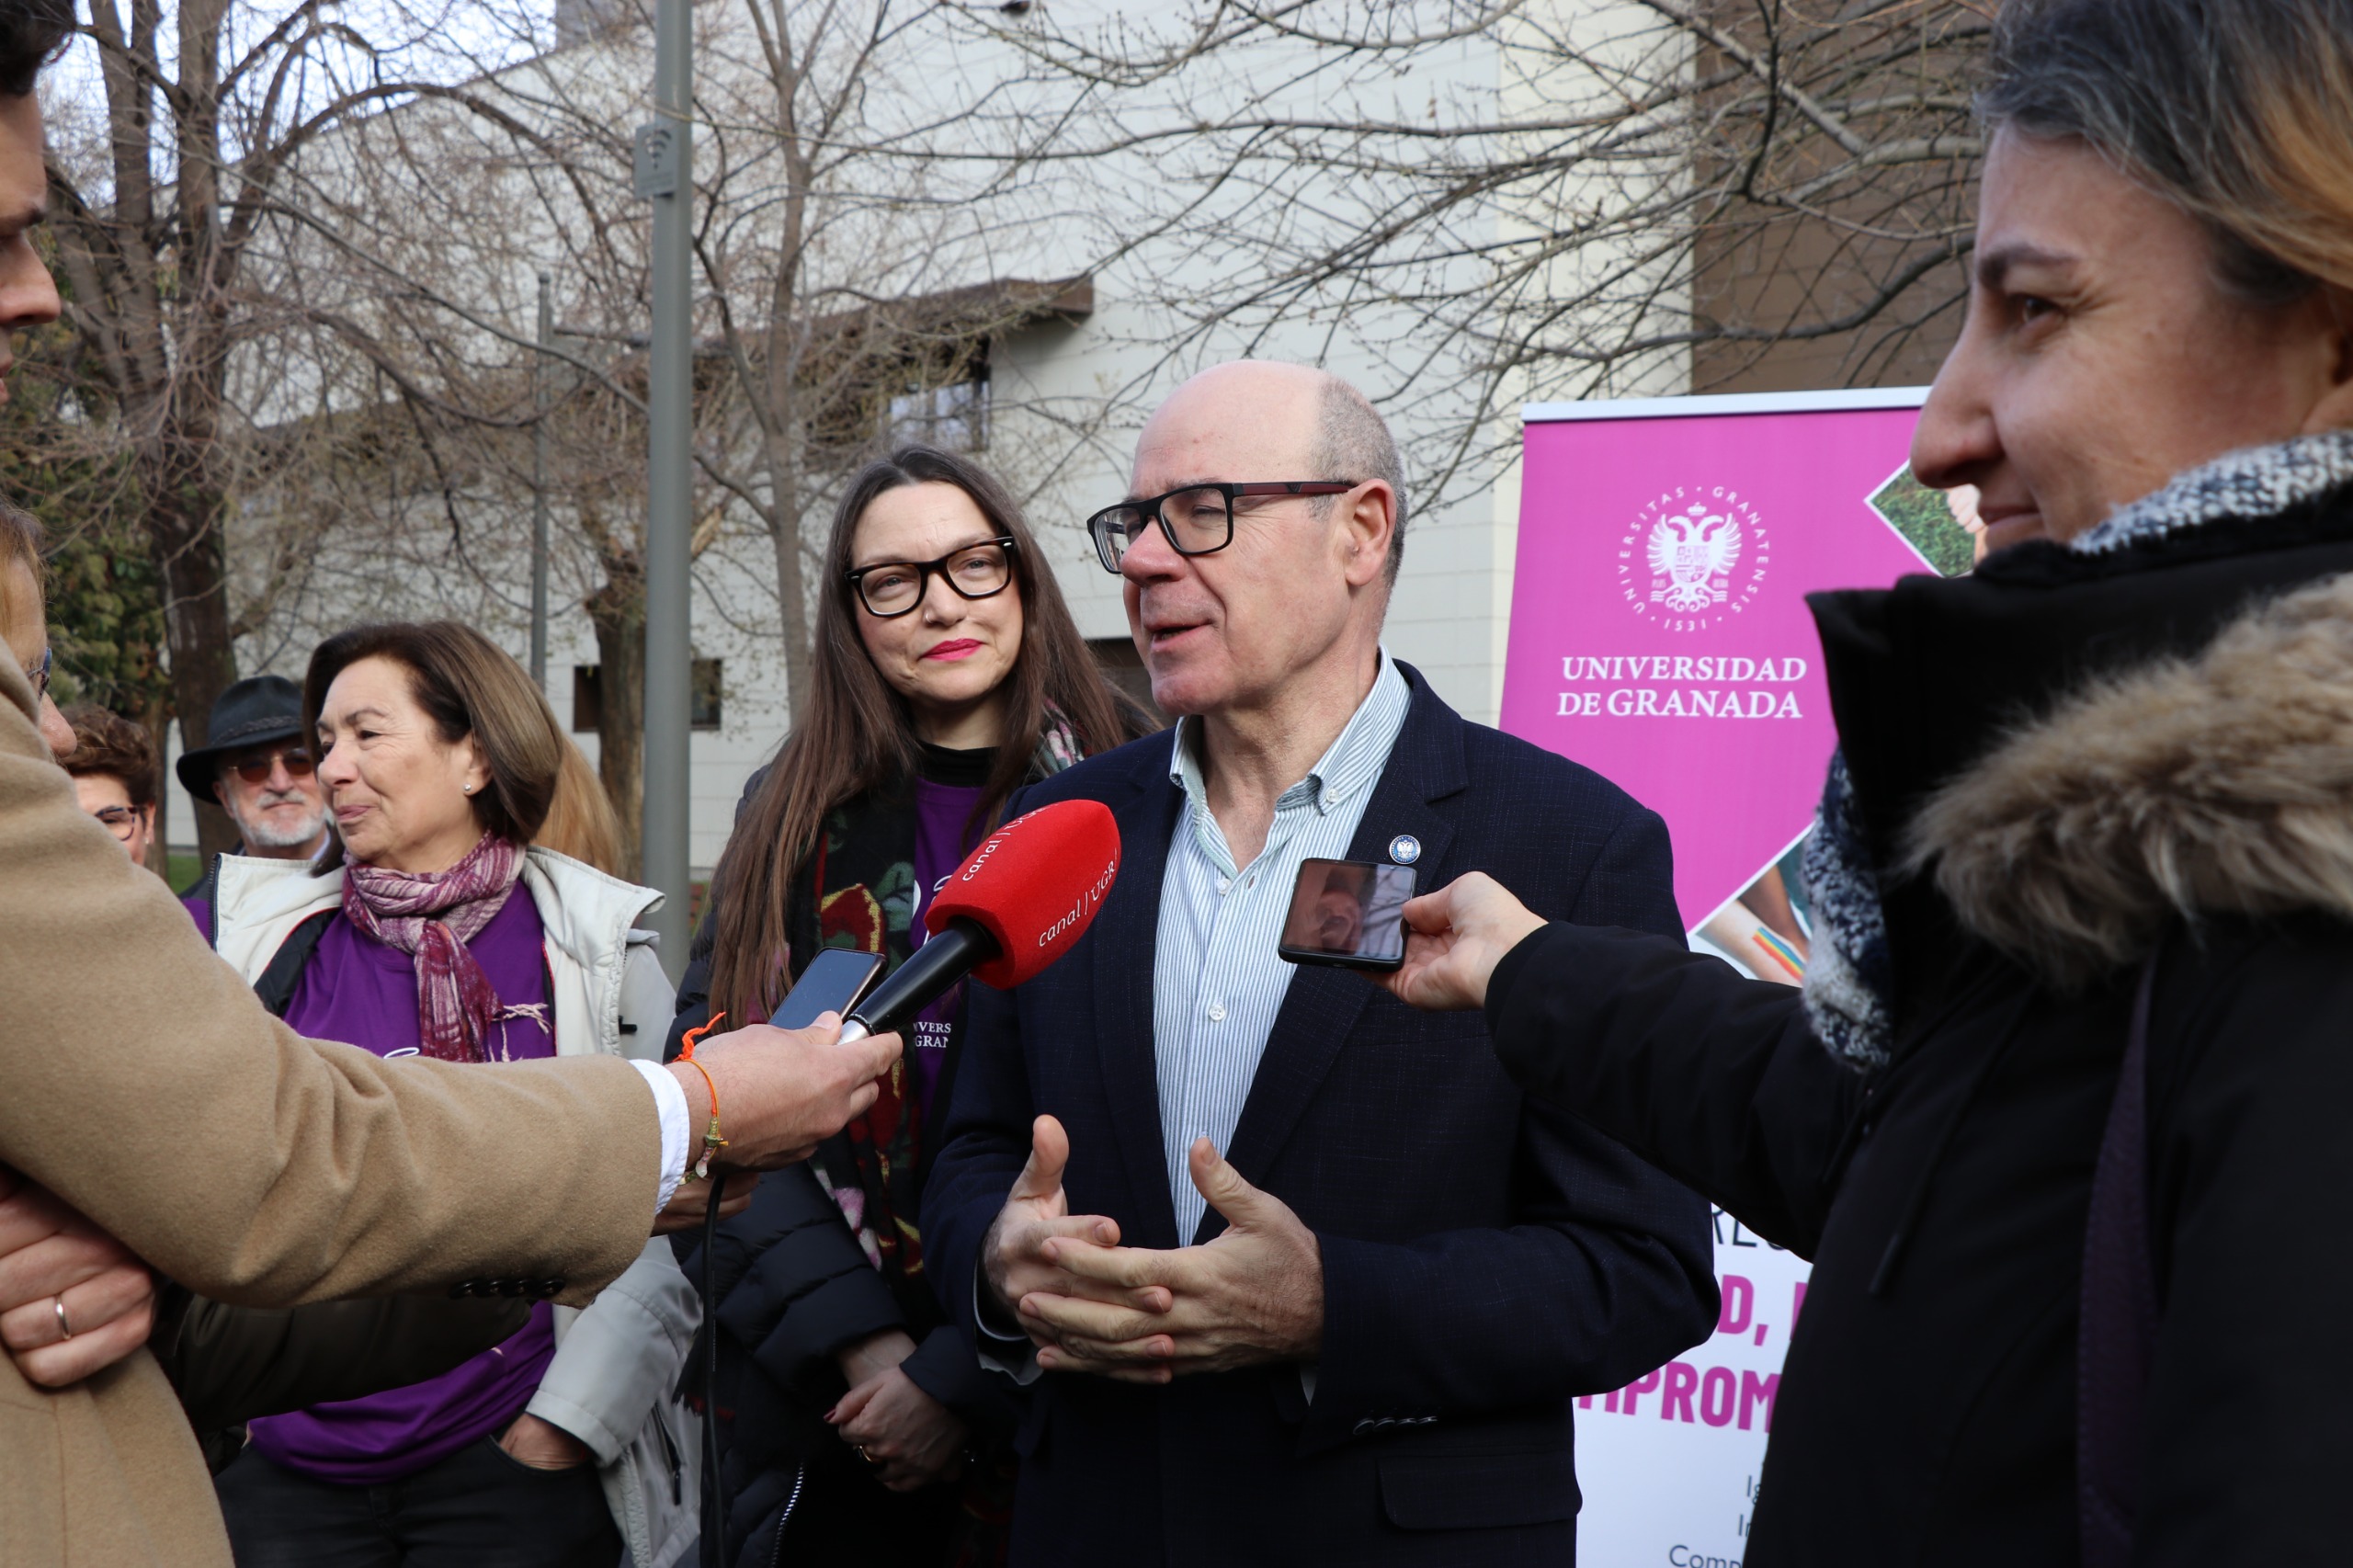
1908, 567, 2353, 991
1802, 432, 2353, 1062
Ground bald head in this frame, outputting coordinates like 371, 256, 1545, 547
1120, 360, 1404, 724
1140, 362, 1408, 584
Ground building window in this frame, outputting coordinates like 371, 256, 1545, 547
573, 659, 723, 733
690, 658, 723, 731
886, 371, 988, 452
811, 336, 992, 458
572, 665, 602, 733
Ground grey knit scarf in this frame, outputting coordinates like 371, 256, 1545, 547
1801, 431, 2353, 1070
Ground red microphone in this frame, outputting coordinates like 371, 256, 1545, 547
837, 800, 1120, 1043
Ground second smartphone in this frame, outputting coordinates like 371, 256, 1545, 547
1276, 857, 1417, 972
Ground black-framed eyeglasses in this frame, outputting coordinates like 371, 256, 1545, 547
1086, 481, 1360, 573
22, 647, 49, 700
846, 536, 1018, 619
91, 804, 143, 840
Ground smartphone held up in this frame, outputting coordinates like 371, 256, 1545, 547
768, 948, 886, 1030
1278, 857, 1417, 972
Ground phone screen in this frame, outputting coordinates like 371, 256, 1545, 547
769, 948, 886, 1030
1277, 858, 1417, 971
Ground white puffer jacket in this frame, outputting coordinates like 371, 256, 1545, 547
210, 846, 699, 1568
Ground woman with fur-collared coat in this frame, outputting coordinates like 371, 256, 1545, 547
1382, 2, 2353, 1563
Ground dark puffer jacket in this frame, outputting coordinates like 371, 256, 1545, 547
671, 1162, 1016, 1568
1483, 455, 2353, 1566
667, 758, 1026, 1568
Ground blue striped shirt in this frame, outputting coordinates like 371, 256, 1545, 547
1153, 651, 1414, 1244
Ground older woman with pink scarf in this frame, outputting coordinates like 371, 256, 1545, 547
206, 621, 699, 1568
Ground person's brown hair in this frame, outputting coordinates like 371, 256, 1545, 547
538, 738, 623, 874
0, 0, 72, 98
61, 704, 157, 808
302, 622, 565, 867
1982, 0, 2353, 303
706, 445, 1144, 1024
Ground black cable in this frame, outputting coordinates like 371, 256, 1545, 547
699, 1182, 723, 1568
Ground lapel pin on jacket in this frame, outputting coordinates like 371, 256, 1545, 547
1388, 835, 1421, 866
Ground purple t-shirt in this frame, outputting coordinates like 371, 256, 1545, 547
905, 775, 985, 1120
247, 889, 559, 1485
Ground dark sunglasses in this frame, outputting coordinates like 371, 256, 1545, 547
224, 747, 316, 786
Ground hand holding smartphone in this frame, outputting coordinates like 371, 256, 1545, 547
1277, 857, 1417, 971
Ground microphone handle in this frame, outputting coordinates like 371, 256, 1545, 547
842, 917, 998, 1043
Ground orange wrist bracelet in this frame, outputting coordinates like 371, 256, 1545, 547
676, 1014, 728, 1179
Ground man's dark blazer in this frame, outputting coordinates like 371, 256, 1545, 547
923, 663, 1717, 1567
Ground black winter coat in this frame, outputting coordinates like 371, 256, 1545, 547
667, 756, 1023, 1568
1483, 478, 2353, 1566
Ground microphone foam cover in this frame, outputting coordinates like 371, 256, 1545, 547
925, 798, 1120, 988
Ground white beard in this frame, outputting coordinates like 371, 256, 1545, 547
239, 799, 329, 851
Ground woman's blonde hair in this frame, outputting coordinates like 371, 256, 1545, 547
538, 739, 622, 874
1984, 0, 2353, 302
0, 501, 43, 654
302, 622, 565, 866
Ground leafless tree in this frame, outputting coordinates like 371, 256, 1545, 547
211, 0, 1128, 868
39, 0, 560, 854
953, 0, 1987, 501
669, 0, 1120, 705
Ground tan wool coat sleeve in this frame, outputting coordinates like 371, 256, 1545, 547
0, 662, 665, 1568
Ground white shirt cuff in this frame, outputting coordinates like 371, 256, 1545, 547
631, 1059, 690, 1219
974, 1267, 1043, 1386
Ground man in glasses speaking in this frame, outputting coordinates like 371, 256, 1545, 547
175, 674, 330, 934
923, 359, 1716, 1565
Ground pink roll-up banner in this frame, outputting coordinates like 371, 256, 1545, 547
1499, 387, 1963, 1566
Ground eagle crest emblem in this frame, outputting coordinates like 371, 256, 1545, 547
1646, 504, 1744, 613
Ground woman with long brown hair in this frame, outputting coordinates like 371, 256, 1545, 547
667, 445, 1147, 1567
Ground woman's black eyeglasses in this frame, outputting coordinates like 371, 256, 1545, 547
846, 537, 1018, 619
1086, 481, 1359, 572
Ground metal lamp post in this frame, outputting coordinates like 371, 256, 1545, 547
529, 271, 552, 692
636, 0, 693, 977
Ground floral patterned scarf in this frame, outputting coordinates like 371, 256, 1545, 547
801, 713, 1089, 1293
341, 834, 527, 1063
